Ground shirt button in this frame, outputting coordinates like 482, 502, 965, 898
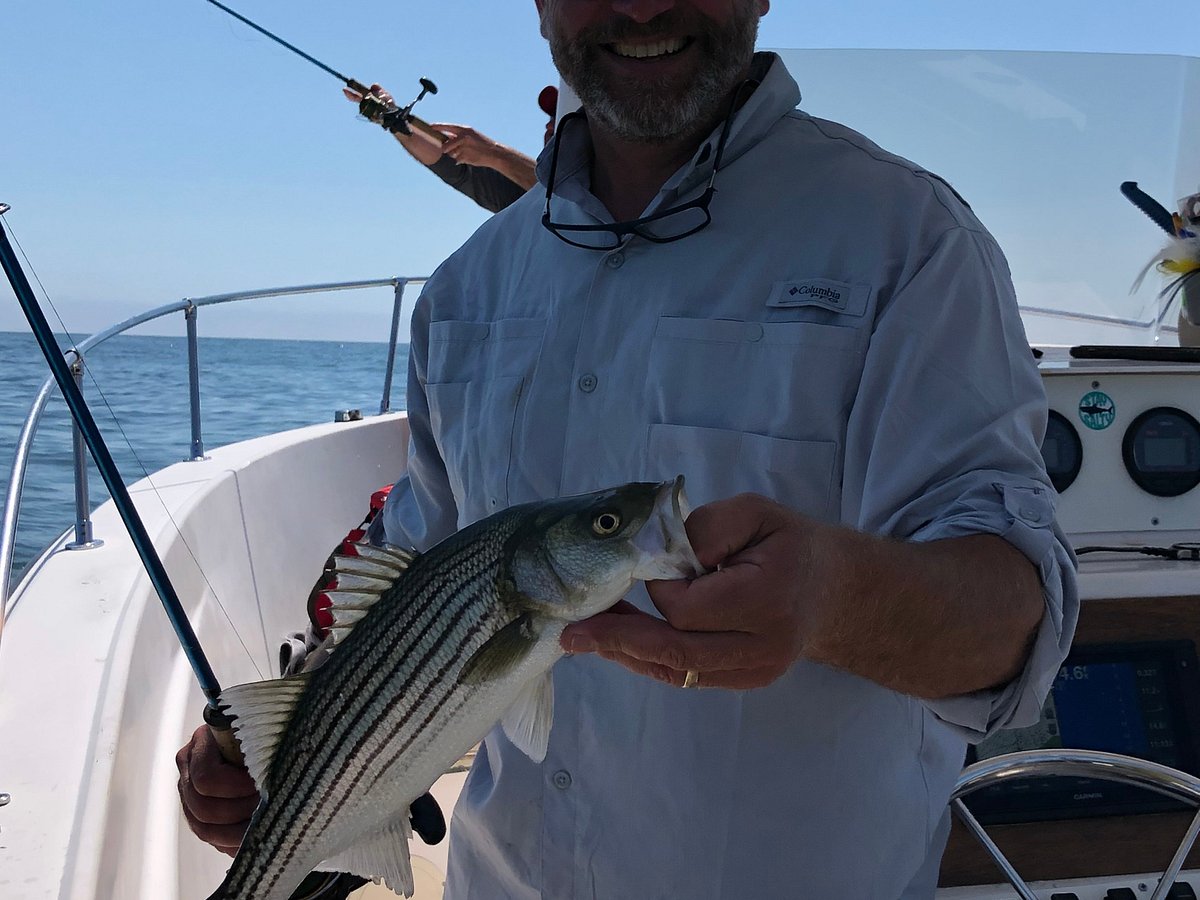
1019, 506, 1043, 523
606, 252, 625, 269
552, 770, 572, 790
578, 373, 598, 393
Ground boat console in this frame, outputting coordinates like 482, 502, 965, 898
938, 351, 1200, 899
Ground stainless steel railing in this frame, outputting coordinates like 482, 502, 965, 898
0, 276, 427, 645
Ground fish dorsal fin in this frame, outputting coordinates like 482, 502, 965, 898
353, 541, 417, 569
501, 671, 555, 763
219, 673, 310, 796
460, 614, 537, 684
322, 544, 419, 647
316, 809, 415, 897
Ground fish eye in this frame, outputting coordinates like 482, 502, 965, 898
592, 511, 622, 536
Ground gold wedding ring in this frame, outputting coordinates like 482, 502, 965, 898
683, 669, 700, 689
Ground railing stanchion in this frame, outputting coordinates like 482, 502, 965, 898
380, 278, 408, 415
65, 351, 103, 551
0, 276, 425, 633
185, 303, 206, 461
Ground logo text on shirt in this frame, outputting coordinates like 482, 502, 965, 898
768, 279, 868, 316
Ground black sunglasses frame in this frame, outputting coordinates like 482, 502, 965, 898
540, 80, 755, 251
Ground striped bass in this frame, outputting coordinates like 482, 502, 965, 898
206, 477, 702, 899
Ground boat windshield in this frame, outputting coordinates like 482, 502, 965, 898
776, 48, 1200, 346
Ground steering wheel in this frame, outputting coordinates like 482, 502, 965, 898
951, 749, 1200, 900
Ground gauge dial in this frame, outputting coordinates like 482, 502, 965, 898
1041, 410, 1083, 493
1122, 407, 1200, 497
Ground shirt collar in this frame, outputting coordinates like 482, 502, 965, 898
535, 52, 802, 222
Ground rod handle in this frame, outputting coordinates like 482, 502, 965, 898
203, 703, 246, 767
402, 114, 450, 145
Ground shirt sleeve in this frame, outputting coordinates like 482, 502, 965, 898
426, 156, 528, 214
844, 224, 1080, 742
377, 282, 461, 553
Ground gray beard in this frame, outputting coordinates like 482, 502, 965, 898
546, 5, 760, 144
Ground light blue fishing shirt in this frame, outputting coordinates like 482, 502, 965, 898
380, 52, 1079, 900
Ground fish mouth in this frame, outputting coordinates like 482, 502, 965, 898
630, 476, 704, 581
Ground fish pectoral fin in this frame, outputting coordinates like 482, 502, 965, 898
501, 671, 554, 763
316, 811, 415, 898
459, 614, 537, 684
218, 673, 311, 795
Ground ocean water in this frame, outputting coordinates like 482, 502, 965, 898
0, 330, 407, 578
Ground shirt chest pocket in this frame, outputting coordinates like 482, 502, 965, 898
643, 316, 867, 521
425, 317, 546, 520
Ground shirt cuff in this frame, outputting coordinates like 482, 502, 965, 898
910, 481, 1080, 742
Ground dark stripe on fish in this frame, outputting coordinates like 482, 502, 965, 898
225, 514, 524, 897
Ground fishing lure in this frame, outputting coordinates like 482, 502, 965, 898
1123, 181, 1200, 323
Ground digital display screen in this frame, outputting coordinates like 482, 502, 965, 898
975, 660, 1178, 766
966, 642, 1200, 823
1142, 437, 1191, 469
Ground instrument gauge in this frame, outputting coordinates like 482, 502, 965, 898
1122, 407, 1200, 497
1041, 411, 1082, 493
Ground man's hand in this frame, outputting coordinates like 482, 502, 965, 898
341, 82, 395, 110
561, 491, 1045, 698
430, 123, 538, 190
342, 83, 445, 164
561, 494, 813, 690
176, 725, 260, 856
431, 124, 504, 168
176, 725, 449, 855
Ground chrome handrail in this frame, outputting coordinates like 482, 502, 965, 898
951, 748, 1200, 900
0, 276, 427, 647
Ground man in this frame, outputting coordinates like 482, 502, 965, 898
179, 1, 1078, 896
343, 83, 556, 214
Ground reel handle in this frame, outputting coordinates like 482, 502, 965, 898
357, 92, 448, 145
203, 703, 246, 767
350, 77, 449, 145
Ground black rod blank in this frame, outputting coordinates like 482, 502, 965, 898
0, 209, 224, 707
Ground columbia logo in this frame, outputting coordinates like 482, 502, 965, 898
789, 284, 843, 302
769, 278, 866, 316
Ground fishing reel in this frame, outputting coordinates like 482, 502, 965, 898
359, 77, 438, 137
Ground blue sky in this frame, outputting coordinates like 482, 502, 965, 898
1, 1, 1196, 342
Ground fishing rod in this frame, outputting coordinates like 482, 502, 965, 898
204, 0, 447, 146
0, 204, 229, 710
2, 206, 433, 897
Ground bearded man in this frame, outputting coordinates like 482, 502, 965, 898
179, 2, 1077, 897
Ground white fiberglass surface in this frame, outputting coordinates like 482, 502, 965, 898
0, 415, 409, 899
778, 48, 1200, 344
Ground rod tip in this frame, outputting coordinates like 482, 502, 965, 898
0, 203, 10, 216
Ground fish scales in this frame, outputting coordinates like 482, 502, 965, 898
220, 510, 530, 898
208, 480, 701, 899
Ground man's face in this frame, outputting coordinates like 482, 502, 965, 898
537, 0, 768, 144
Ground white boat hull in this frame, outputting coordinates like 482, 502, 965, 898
0, 414, 413, 900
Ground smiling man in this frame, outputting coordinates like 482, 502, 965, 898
178, 2, 1077, 897
380, 0, 1076, 896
